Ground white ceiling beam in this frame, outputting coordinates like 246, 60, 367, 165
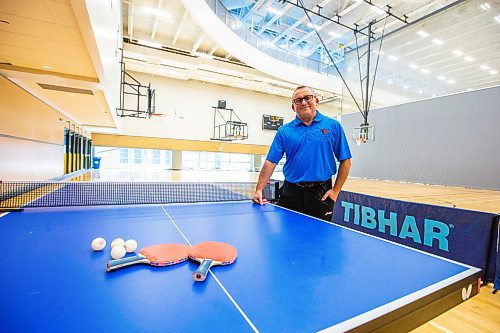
128, 3, 134, 39
271, 18, 304, 44
272, 0, 334, 45
151, 0, 164, 40
242, 0, 267, 20
287, 0, 355, 49
290, 20, 334, 48
209, 45, 218, 55
338, 0, 351, 13
373, 0, 447, 34
173, 10, 189, 45
338, 0, 363, 16
191, 34, 206, 53
383, 9, 496, 59
257, 3, 294, 36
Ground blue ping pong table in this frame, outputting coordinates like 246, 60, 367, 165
0, 201, 481, 332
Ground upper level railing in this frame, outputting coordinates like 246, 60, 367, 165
206, 0, 340, 78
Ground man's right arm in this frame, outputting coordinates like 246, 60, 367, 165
252, 160, 277, 205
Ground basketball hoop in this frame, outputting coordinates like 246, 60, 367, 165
352, 125, 374, 143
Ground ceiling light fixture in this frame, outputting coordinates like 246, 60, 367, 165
432, 38, 443, 45
137, 39, 162, 49
480, 3, 491, 10
464, 56, 474, 62
446, 79, 455, 84
495, 15, 500, 23
141, 6, 172, 19
42, 65, 52, 69
328, 31, 341, 38
307, 23, 322, 30
437, 76, 446, 81
267, 7, 283, 16
417, 30, 429, 38
480, 65, 490, 70
490, 70, 498, 75
388, 55, 398, 61
452, 50, 463, 56
409, 64, 419, 69
420, 69, 430, 74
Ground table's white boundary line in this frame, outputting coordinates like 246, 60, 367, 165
161, 200, 252, 207
160, 205, 260, 333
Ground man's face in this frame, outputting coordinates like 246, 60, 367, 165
291, 87, 319, 123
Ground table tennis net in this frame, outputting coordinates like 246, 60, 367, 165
0, 181, 280, 210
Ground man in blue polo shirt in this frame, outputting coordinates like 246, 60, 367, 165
253, 85, 352, 221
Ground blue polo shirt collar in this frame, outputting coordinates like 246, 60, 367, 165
292, 110, 323, 126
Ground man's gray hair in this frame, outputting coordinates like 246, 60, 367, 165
292, 86, 316, 97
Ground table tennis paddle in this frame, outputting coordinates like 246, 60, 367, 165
189, 241, 237, 282
106, 243, 190, 272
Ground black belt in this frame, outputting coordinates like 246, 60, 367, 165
287, 180, 330, 188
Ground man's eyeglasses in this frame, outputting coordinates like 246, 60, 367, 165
292, 95, 315, 105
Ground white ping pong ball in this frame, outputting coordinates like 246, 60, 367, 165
124, 239, 137, 253
110, 245, 126, 259
91, 237, 106, 251
111, 238, 125, 249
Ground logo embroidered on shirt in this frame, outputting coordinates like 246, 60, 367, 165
321, 128, 329, 135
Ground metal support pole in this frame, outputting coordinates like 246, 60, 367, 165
364, 21, 372, 124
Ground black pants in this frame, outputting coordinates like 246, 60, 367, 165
277, 179, 335, 221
